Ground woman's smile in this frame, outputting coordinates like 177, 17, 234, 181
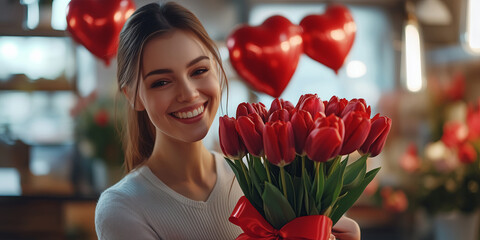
170, 102, 208, 122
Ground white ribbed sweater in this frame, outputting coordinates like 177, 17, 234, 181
95, 152, 244, 240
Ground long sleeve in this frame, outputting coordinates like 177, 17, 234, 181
95, 191, 161, 240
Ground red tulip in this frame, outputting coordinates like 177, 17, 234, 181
267, 98, 294, 117
290, 110, 314, 155
236, 102, 257, 118
441, 121, 468, 148
457, 142, 477, 164
252, 102, 268, 122
236, 113, 265, 156
295, 94, 325, 118
313, 114, 345, 138
263, 121, 296, 167
219, 116, 246, 159
305, 115, 344, 162
325, 96, 348, 117
341, 98, 371, 118
313, 111, 326, 121
268, 109, 290, 122
236, 102, 268, 122
339, 110, 371, 155
359, 114, 392, 157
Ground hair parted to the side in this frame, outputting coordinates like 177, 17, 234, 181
117, 2, 228, 172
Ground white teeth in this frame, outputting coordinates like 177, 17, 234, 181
173, 105, 205, 119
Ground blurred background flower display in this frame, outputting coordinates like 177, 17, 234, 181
1, 0, 480, 239
72, 92, 124, 168
366, 73, 480, 240
397, 74, 480, 215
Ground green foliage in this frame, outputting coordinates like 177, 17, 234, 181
226, 153, 379, 228
75, 98, 124, 167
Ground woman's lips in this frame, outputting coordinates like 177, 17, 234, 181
170, 102, 208, 123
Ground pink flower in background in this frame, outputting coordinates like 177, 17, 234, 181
364, 177, 379, 196
457, 142, 477, 164
381, 187, 408, 213
425, 141, 459, 173
467, 99, 480, 140
94, 109, 109, 127
400, 143, 421, 173
444, 73, 465, 101
441, 121, 468, 148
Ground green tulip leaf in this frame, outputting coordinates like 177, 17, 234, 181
342, 155, 368, 193
249, 163, 264, 198
308, 190, 319, 215
294, 176, 304, 216
283, 170, 296, 213
330, 167, 381, 225
321, 159, 347, 212
262, 182, 296, 229
226, 158, 250, 200
302, 168, 312, 214
315, 163, 325, 205
253, 156, 268, 184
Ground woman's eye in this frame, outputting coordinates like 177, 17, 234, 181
192, 68, 209, 76
151, 80, 169, 88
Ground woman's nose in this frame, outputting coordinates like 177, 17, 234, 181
176, 77, 199, 102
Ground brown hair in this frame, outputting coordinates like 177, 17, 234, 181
117, 2, 227, 172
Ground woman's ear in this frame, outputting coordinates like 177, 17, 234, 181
122, 87, 145, 111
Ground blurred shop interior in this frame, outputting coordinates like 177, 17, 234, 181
0, 0, 480, 239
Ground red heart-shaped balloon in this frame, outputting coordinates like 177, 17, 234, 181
300, 4, 356, 74
66, 0, 135, 65
227, 16, 303, 98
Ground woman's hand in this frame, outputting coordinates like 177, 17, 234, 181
330, 216, 361, 240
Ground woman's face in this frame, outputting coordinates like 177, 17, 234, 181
137, 30, 220, 143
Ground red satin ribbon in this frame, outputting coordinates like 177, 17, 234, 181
229, 196, 332, 240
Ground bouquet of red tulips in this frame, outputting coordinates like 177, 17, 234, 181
219, 94, 392, 239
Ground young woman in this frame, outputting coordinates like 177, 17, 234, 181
95, 2, 360, 240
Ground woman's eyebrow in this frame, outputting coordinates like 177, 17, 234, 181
143, 55, 210, 80
186, 55, 210, 68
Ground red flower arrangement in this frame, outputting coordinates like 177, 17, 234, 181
219, 94, 392, 239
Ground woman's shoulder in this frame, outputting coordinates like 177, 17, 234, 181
212, 151, 234, 176
96, 167, 150, 206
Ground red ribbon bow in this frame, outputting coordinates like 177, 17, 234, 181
229, 196, 332, 240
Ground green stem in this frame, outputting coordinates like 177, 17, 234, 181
240, 159, 251, 188
280, 166, 288, 199
327, 156, 341, 178
302, 156, 309, 214
263, 157, 272, 184
315, 162, 320, 184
